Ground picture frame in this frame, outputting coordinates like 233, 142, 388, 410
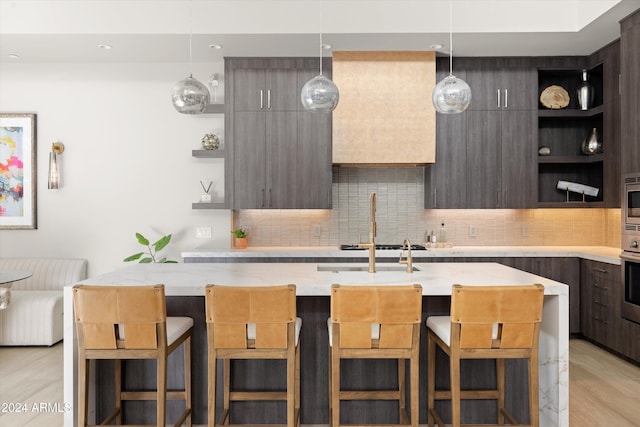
0, 113, 37, 229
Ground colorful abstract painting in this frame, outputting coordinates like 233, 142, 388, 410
0, 113, 37, 229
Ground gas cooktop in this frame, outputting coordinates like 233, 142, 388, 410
340, 244, 426, 251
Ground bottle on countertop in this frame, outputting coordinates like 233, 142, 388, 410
430, 230, 437, 245
438, 222, 446, 243
425, 229, 431, 245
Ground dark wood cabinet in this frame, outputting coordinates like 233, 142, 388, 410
225, 58, 332, 209
621, 9, 640, 175
580, 260, 621, 349
425, 57, 536, 209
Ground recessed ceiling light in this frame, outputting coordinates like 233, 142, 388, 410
430, 44, 444, 50
209, 44, 223, 50
321, 44, 332, 50
98, 44, 113, 50
7, 54, 19, 59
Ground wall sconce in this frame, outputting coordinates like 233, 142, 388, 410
48, 142, 64, 189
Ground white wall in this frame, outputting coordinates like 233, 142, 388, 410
0, 61, 230, 276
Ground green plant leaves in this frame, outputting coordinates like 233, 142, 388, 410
135, 233, 149, 246
123, 252, 144, 262
153, 234, 172, 252
124, 232, 176, 263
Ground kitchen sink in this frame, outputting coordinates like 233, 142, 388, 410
317, 265, 420, 272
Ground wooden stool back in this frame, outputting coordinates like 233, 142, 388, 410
451, 284, 544, 351
74, 285, 166, 350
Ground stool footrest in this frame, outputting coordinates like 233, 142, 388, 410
340, 389, 402, 400
120, 390, 187, 400
433, 389, 501, 400
229, 390, 288, 401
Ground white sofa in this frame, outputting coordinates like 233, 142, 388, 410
0, 258, 87, 346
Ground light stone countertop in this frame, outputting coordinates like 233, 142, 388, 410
182, 245, 622, 265
74, 261, 568, 297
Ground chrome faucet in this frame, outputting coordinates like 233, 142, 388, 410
358, 192, 377, 273
399, 239, 413, 273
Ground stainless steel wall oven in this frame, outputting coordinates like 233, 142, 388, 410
622, 172, 640, 324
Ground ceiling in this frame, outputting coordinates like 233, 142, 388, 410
1, 0, 639, 63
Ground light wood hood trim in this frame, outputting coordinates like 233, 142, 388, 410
332, 51, 436, 165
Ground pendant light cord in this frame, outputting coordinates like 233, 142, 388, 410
319, 0, 324, 76
189, 0, 193, 74
449, 0, 453, 76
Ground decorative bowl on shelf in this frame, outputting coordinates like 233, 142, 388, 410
540, 85, 570, 109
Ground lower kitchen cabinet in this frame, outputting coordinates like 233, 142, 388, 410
580, 259, 640, 362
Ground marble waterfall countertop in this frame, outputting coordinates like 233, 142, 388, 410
182, 245, 622, 264
64, 261, 569, 427
70, 261, 568, 296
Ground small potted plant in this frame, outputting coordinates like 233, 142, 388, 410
231, 228, 248, 249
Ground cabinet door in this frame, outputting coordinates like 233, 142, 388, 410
500, 110, 537, 208
297, 110, 332, 208
266, 66, 300, 111
265, 112, 298, 208
532, 258, 581, 334
462, 58, 501, 111
498, 58, 537, 111
466, 110, 501, 208
232, 111, 267, 208
233, 68, 266, 111
425, 112, 467, 208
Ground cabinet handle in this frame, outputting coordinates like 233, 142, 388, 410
592, 268, 608, 273
593, 301, 608, 307
497, 89, 501, 108
261, 188, 265, 207
268, 188, 272, 207
260, 90, 264, 109
593, 283, 608, 290
504, 89, 508, 109
434, 189, 437, 208
267, 90, 271, 109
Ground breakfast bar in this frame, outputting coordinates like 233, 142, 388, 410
63, 262, 569, 426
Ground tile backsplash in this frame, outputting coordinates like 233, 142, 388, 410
234, 168, 621, 248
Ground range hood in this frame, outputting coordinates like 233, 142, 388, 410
332, 51, 436, 166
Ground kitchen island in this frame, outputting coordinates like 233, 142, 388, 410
63, 262, 568, 427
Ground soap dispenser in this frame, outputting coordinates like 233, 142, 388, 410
438, 222, 446, 243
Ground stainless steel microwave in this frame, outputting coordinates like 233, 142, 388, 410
624, 173, 640, 227
623, 173, 640, 254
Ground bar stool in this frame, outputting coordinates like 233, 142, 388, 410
426, 284, 545, 427
205, 284, 301, 427
328, 284, 422, 427
72, 284, 192, 427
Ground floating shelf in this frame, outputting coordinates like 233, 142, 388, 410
538, 105, 604, 118
538, 201, 605, 208
192, 202, 226, 209
192, 149, 224, 158
538, 154, 604, 164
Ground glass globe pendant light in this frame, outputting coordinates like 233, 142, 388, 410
301, 1, 339, 113
432, 1, 471, 114
171, 1, 209, 114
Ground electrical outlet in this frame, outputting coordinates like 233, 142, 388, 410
196, 227, 212, 239
468, 225, 477, 237
313, 224, 322, 237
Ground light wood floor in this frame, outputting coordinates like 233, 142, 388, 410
0, 339, 638, 426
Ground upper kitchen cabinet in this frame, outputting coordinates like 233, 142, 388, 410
461, 57, 538, 111
332, 51, 436, 166
425, 57, 537, 209
621, 9, 640, 175
536, 43, 620, 208
225, 58, 332, 209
